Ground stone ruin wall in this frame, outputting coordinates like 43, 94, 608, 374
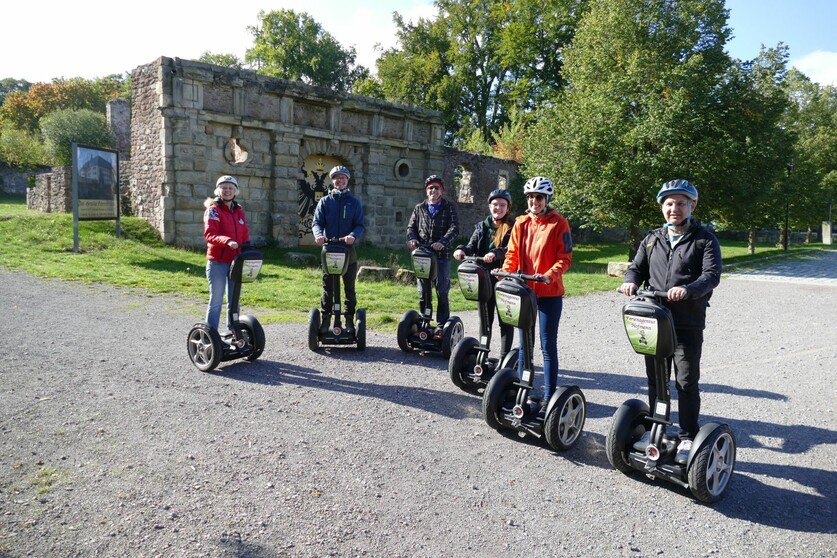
25, 56, 519, 251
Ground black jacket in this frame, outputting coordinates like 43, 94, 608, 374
406, 198, 459, 259
624, 222, 722, 330
456, 215, 513, 271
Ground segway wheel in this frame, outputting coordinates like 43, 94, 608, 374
605, 399, 650, 474
482, 367, 518, 432
397, 309, 420, 352
448, 337, 479, 390
308, 308, 321, 352
355, 309, 366, 351
441, 317, 464, 358
688, 425, 736, 503
498, 347, 520, 371
187, 322, 223, 372
544, 385, 586, 451
240, 315, 265, 361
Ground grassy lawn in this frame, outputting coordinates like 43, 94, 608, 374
0, 193, 828, 331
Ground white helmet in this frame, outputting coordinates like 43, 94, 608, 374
214, 175, 240, 196
523, 176, 554, 196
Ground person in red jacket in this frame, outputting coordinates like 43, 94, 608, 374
502, 176, 573, 404
204, 175, 250, 333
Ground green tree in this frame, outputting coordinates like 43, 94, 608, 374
375, 0, 584, 146
524, 0, 732, 258
0, 122, 45, 169
198, 52, 244, 69
783, 71, 837, 239
245, 9, 368, 93
40, 108, 114, 167
0, 78, 32, 107
709, 46, 793, 253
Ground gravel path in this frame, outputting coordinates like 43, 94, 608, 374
1, 252, 835, 557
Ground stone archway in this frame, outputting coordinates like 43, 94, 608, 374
296, 139, 364, 246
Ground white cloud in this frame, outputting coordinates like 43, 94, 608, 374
792, 51, 837, 87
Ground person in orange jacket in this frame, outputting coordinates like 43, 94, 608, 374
203, 175, 250, 333
502, 176, 572, 403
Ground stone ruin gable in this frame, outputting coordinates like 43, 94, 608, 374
126, 56, 448, 249
443, 148, 519, 235
28, 166, 72, 213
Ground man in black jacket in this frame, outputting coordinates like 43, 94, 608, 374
406, 175, 459, 326
620, 179, 722, 461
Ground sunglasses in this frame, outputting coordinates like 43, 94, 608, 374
426, 185, 441, 191
527, 194, 546, 202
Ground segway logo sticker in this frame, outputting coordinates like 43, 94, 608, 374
459, 272, 480, 301
325, 253, 346, 274
496, 291, 522, 327
624, 315, 658, 355
241, 260, 263, 283
414, 256, 432, 279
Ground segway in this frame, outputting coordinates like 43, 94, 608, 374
308, 238, 366, 351
482, 270, 586, 451
605, 287, 736, 503
397, 245, 464, 357
187, 248, 266, 372
448, 255, 519, 392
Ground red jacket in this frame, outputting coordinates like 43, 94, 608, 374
502, 209, 573, 297
204, 198, 249, 263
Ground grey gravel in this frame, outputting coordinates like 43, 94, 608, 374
1, 253, 835, 557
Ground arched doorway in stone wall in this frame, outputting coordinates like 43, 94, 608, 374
298, 155, 341, 246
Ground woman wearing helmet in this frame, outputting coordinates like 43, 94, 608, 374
203, 175, 250, 333
501, 176, 573, 403
453, 188, 516, 359
620, 178, 722, 462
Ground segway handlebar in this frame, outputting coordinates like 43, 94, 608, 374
616, 285, 677, 300
461, 255, 488, 263
491, 270, 549, 283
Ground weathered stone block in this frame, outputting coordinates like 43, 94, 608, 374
607, 262, 631, 277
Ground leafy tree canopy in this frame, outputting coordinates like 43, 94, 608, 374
40, 108, 114, 167
198, 52, 244, 70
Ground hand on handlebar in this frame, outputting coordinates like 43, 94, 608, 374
619, 283, 638, 296
315, 236, 326, 246
340, 235, 355, 246
453, 249, 465, 261
431, 242, 445, 252
407, 240, 418, 250
482, 252, 496, 264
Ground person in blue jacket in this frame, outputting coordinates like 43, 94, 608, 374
312, 166, 365, 334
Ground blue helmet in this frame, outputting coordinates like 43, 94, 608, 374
656, 179, 698, 204
329, 165, 351, 180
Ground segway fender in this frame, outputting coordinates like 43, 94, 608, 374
687, 421, 727, 469
611, 399, 651, 448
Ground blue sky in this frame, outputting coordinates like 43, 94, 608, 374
2, 0, 835, 87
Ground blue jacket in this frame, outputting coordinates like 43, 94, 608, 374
312, 189, 365, 241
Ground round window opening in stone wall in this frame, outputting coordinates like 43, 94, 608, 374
394, 159, 411, 180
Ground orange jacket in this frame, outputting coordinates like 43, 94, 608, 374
502, 209, 573, 297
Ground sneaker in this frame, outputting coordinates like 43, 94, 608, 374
635, 430, 651, 447
675, 439, 692, 463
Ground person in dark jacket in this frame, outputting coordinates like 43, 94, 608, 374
453, 189, 515, 360
621, 179, 722, 462
406, 175, 460, 327
312, 166, 365, 334
204, 175, 250, 333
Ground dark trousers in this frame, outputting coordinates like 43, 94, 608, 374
321, 262, 358, 318
644, 328, 703, 439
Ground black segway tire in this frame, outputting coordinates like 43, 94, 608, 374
355, 309, 366, 351
308, 308, 321, 352
544, 385, 587, 451
482, 367, 518, 432
441, 317, 464, 358
688, 424, 736, 503
187, 322, 223, 372
240, 315, 265, 361
397, 310, 420, 352
448, 337, 479, 390
605, 399, 650, 474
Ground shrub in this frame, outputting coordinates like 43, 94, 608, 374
40, 108, 113, 167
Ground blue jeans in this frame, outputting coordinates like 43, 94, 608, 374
205, 260, 237, 331
518, 296, 563, 400
417, 258, 451, 324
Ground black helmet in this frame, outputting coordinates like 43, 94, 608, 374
656, 179, 698, 204
424, 175, 444, 189
487, 189, 512, 206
